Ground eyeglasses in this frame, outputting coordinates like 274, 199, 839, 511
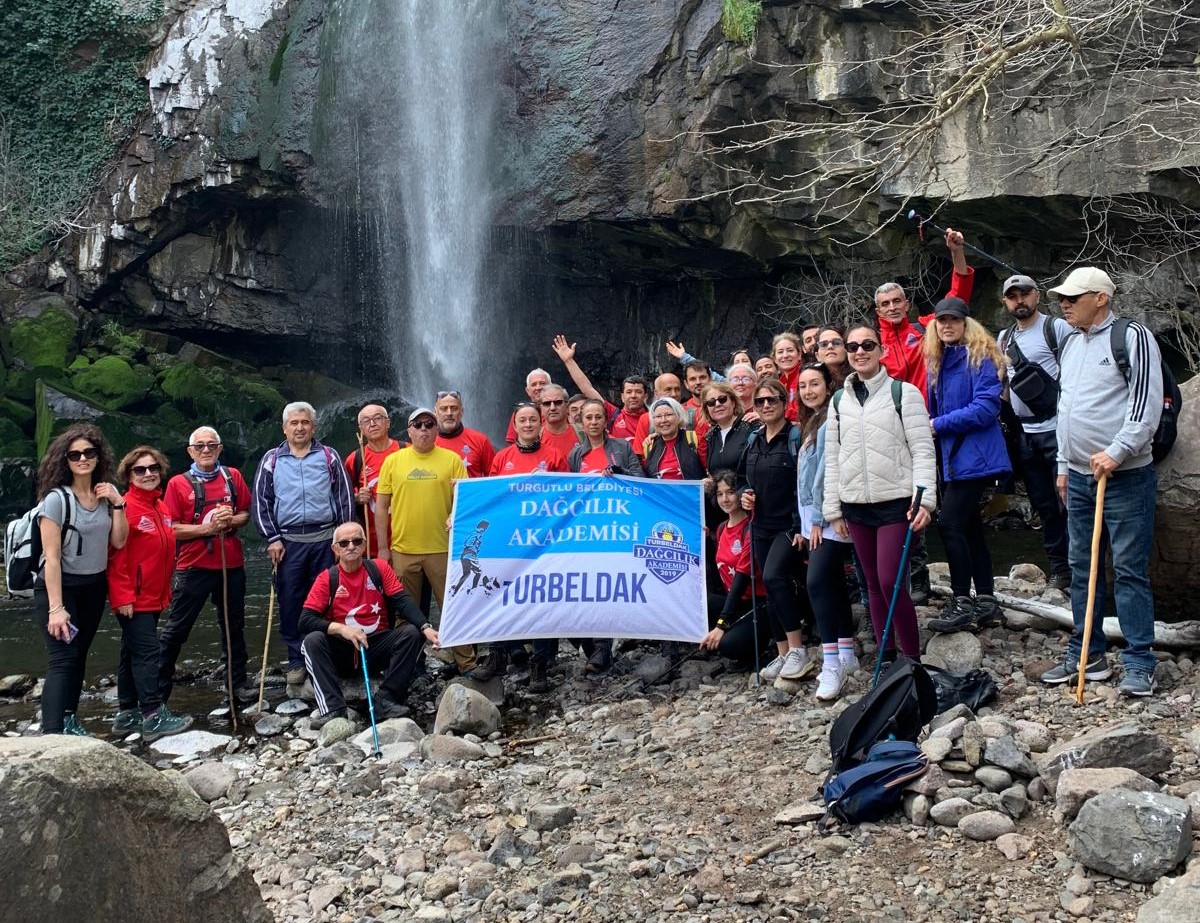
817, 338, 844, 349
358, 414, 388, 425
436, 390, 461, 400
1057, 292, 1096, 305
704, 395, 731, 408
131, 464, 161, 476
754, 395, 782, 406
334, 537, 366, 548
409, 419, 437, 430
540, 398, 565, 407
845, 340, 879, 353
729, 375, 754, 385
189, 441, 220, 452
66, 448, 99, 462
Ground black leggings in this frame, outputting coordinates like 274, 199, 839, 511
807, 538, 854, 643
117, 611, 162, 713
34, 573, 107, 733
938, 477, 995, 597
751, 529, 805, 642
706, 593, 773, 665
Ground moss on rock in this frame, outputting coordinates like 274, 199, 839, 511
9, 307, 77, 370
0, 396, 35, 427
70, 356, 152, 410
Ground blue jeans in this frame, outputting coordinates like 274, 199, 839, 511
1066, 466, 1156, 672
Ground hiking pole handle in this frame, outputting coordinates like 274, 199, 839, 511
910, 485, 926, 517
905, 210, 1024, 278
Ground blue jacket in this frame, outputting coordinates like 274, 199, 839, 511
796, 421, 829, 527
928, 346, 1012, 482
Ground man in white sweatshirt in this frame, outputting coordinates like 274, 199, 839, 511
1040, 267, 1162, 696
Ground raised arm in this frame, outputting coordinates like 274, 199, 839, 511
552, 335, 603, 402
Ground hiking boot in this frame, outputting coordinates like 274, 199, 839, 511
758, 655, 786, 682
927, 596, 977, 633
309, 707, 348, 730
62, 713, 91, 737
1048, 571, 1072, 592
585, 643, 613, 674
528, 660, 550, 693
778, 647, 814, 681
973, 595, 1002, 628
1118, 667, 1156, 697
910, 569, 931, 606
814, 663, 849, 701
140, 705, 194, 742
470, 648, 509, 682
372, 689, 410, 720
112, 708, 142, 734
285, 665, 307, 686
1041, 655, 1111, 685
234, 682, 262, 704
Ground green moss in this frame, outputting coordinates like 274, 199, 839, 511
98, 320, 144, 360
9, 307, 77, 369
269, 30, 291, 85
235, 378, 286, 422
68, 355, 91, 372
160, 363, 218, 412
70, 355, 152, 410
0, 396, 35, 427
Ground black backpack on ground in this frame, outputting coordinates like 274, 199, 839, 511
827, 657, 938, 775
1110, 317, 1183, 463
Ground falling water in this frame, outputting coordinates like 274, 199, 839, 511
324, 0, 505, 427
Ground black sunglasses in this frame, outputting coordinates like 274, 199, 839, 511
1057, 292, 1096, 305
845, 340, 879, 353
754, 395, 782, 406
66, 447, 99, 462
335, 537, 366, 548
131, 464, 162, 476
409, 419, 437, 430
189, 441, 220, 451
704, 395, 731, 408
541, 398, 565, 407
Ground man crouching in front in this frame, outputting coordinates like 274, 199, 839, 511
300, 521, 440, 727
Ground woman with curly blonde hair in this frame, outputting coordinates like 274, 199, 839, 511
922, 297, 1011, 634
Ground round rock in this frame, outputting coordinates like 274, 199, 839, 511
959, 810, 1016, 841
924, 632, 983, 673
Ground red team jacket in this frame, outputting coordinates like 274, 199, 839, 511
108, 484, 177, 612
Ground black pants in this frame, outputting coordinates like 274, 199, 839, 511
938, 477, 995, 597
751, 529, 806, 641
706, 593, 773, 666
158, 567, 249, 701
118, 611, 162, 713
807, 539, 855, 643
34, 573, 107, 734
1018, 429, 1070, 576
301, 624, 424, 715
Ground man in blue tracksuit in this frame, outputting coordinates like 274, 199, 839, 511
1040, 268, 1162, 696
254, 401, 355, 684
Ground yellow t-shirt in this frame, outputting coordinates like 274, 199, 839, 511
376, 445, 467, 554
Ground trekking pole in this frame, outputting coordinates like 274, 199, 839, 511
1074, 473, 1108, 704
254, 564, 277, 715
218, 535, 238, 731
872, 485, 927, 688
360, 646, 382, 758
905, 210, 1023, 278
355, 433, 372, 541
747, 510, 762, 689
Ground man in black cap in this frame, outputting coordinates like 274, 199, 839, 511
995, 274, 1075, 591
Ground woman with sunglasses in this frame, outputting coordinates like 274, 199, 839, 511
795, 363, 858, 700
823, 325, 936, 664
643, 397, 704, 480
815, 324, 851, 387
698, 382, 751, 477
106, 446, 193, 741
33, 424, 128, 735
922, 298, 1011, 634
771, 331, 804, 421
738, 377, 813, 682
489, 402, 570, 476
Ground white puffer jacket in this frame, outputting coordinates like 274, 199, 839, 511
822, 367, 937, 522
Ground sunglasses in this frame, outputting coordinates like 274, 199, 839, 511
436, 390, 461, 400
845, 340, 879, 353
817, 338, 843, 349
540, 398, 565, 407
131, 464, 162, 476
704, 395, 731, 408
66, 448, 99, 462
1057, 292, 1095, 305
409, 419, 437, 430
754, 395, 782, 406
334, 537, 366, 548
189, 441, 220, 451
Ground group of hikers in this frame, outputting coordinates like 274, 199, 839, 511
27, 227, 1168, 740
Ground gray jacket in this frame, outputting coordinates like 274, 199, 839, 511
566, 437, 644, 476
1056, 311, 1162, 475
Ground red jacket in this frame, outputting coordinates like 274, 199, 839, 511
108, 485, 176, 612
879, 267, 975, 402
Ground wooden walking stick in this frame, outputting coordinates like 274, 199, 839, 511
255, 564, 278, 715
218, 535, 238, 731
356, 433, 374, 552
1075, 473, 1109, 704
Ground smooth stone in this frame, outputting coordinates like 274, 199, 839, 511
929, 797, 974, 827
317, 717, 358, 747
975, 766, 1013, 792
774, 802, 826, 825
148, 730, 233, 758
959, 810, 1016, 841
921, 738, 953, 762
984, 736, 1038, 778
420, 735, 486, 763
924, 632, 983, 673
434, 684, 502, 738
275, 698, 310, 715
253, 714, 288, 737
1055, 767, 1160, 819
182, 762, 237, 802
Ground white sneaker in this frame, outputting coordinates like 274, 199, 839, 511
839, 653, 860, 674
758, 655, 786, 682
778, 647, 814, 681
815, 663, 848, 701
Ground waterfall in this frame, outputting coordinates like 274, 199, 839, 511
325, 0, 505, 429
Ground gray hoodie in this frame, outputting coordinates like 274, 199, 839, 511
1056, 311, 1162, 475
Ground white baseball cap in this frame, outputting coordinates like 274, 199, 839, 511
1048, 267, 1115, 297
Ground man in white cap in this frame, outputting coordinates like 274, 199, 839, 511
376, 407, 476, 674
1039, 267, 1162, 696
996, 273, 1075, 591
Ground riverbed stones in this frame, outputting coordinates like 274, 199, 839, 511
0, 674, 35, 697
184, 761, 238, 802
528, 803, 576, 831
1068, 789, 1192, 883
316, 717, 357, 747
148, 729, 234, 759
434, 684, 501, 737
420, 735, 486, 762
0, 737, 269, 922
984, 735, 1038, 778
959, 810, 1016, 841
274, 698, 309, 716
925, 632, 983, 673
254, 713, 288, 737
930, 797, 974, 826
1136, 865, 1200, 922
1038, 721, 1173, 791
995, 832, 1033, 860
975, 766, 1013, 792
1055, 767, 1160, 819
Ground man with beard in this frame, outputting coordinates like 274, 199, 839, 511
996, 274, 1075, 591
434, 390, 495, 478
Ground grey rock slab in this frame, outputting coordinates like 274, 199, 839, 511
984, 736, 1038, 778
929, 716, 968, 741
1135, 864, 1200, 922
353, 717, 421, 755
1055, 767, 1160, 819
774, 802, 826, 825
1038, 721, 1173, 792
274, 698, 310, 715
929, 797, 974, 827
253, 713, 288, 737
422, 870, 459, 900
0, 674, 36, 697
148, 730, 234, 759
1068, 789, 1192, 883
434, 684, 501, 737
924, 632, 983, 672
959, 810, 1016, 841
448, 674, 505, 707
528, 803, 576, 831
375, 741, 419, 764
929, 705, 975, 733
1000, 785, 1029, 819
183, 762, 237, 802
420, 735, 486, 763
921, 738, 953, 763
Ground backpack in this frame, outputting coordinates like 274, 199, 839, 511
185, 467, 237, 524
821, 739, 929, 824
1110, 318, 1183, 463
264, 442, 341, 484
827, 657, 938, 775
325, 559, 391, 626
998, 319, 1062, 423
742, 422, 801, 464
831, 378, 904, 443
4, 487, 82, 595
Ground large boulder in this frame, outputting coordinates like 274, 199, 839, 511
434, 683, 502, 737
1055, 767, 1160, 819
1152, 374, 1200, 619
0, 737, 271, 922
1037, 721, 1173, 793
1068, 789, 1192, 883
